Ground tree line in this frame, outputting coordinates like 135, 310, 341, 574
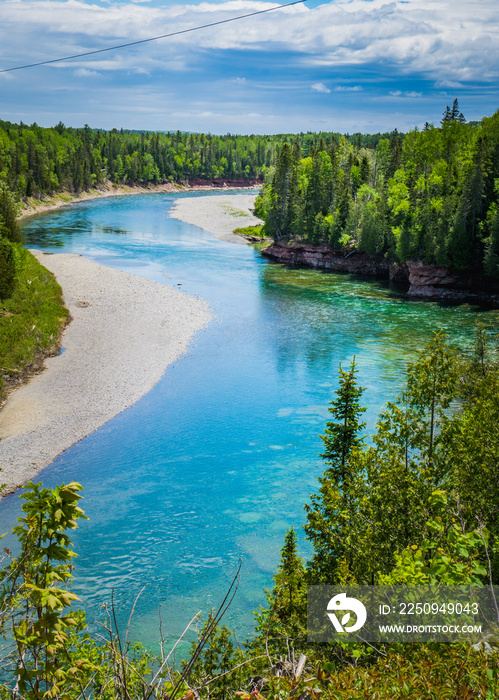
0, 119, 395, 202
0, 121, 283, 198
256, 100, 499, 277
0, 118, 393, 302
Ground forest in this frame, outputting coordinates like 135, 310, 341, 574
0, 119, 394, 200
256, 101, 499, 278
0, 120, 278, 195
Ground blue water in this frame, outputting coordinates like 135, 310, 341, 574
2, 190, 498, 656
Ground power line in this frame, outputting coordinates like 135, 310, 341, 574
0, 0, 307, 74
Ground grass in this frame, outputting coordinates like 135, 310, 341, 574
222, 205, 250, 217
233, 224, 266, 238
0, 250, 69, 402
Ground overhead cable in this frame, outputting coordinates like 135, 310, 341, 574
0, 0, 307, 74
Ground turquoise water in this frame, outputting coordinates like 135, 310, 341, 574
2, 190, 498, 655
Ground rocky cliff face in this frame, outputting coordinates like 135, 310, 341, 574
261, 243, 499, 304
261, 242, 395, 278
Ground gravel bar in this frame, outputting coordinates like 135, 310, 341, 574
0, 252, 213, 495
169, 193, 262, 243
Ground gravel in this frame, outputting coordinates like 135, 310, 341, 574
0, 252, 213, 495
169, 193, 262, 243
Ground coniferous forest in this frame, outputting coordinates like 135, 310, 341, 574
0, 120, 278, 195
256, 101, 499, 280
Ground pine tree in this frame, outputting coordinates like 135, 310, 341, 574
304, 359, 367, 582
441, 105, 452, 124
319, 358, 366, 487
253, 527, 306, 656
450, 98, 460, 122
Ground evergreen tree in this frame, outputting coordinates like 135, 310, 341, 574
441, 104, 452, 124
253, 527, 306, 657
319, 358, 366, 487
304, 359, 367, 582
266, 143, 294, 240
0, 183, 21, 243
0, 237, 17, 300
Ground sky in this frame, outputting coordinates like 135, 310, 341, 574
0, 0, 498, 135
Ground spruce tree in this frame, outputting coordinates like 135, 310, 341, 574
319, 358, 366, 487
253, 527, 306, 656
304, 359, 367, 582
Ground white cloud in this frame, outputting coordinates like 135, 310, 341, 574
74, 68, 100, 77
389, 90, 423, 98
0, 0, 497, 83
335, 85, 363, 92
311, 82, 330, 93
435, 79, 463, 88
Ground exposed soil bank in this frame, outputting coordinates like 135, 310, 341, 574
261, 242, 499, 304
0, 252, 213, 496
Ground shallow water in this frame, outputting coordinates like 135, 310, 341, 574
2, 190, 498, 656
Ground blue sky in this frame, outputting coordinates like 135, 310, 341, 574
0, 0, 498, 134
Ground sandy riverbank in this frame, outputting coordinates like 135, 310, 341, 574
169, 193, 263, 244
0, 252, 213, 495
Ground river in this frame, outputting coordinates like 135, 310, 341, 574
1, 189, 498, 655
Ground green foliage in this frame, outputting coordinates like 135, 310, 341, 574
0, 182, 21, 243
0, 121, 277, 198
0, 237, 18, 300
300, 331, 499, 589
258, 105, 499, 278
185, 613, 246, 700
319, 358, 366, 484
379, 490, 487, 586
0, 250, 69, 397
1, 481, 90, 698
233, 225, 265, 238
253, 528, 307, 658
0, 184, 22, 300
304, 359, 366, 582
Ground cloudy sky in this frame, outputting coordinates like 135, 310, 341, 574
0, 0, 498, 134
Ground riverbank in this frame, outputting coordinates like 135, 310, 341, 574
0, 252, 213, 496
0, 251, 70, 410
169, 193, 263, 244
20, 180, 262, 219
261, 242, 499, 304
